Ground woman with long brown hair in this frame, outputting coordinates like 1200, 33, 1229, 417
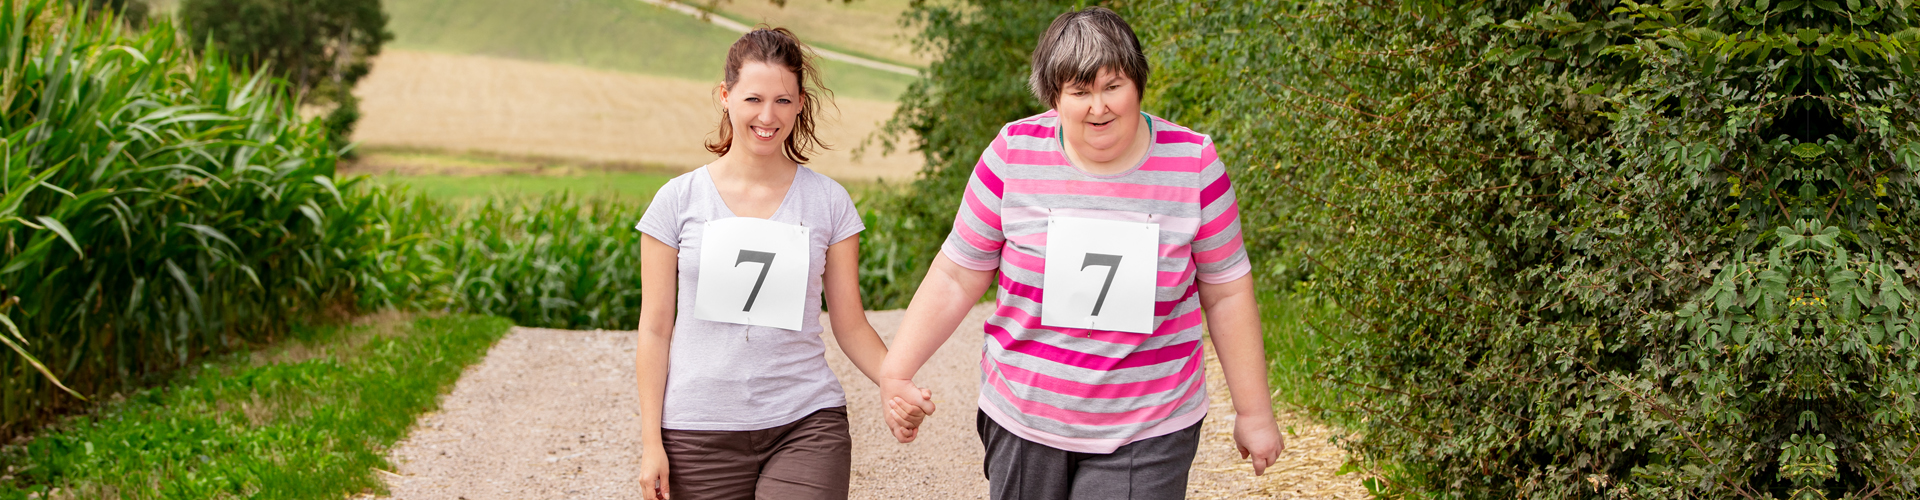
633, 28, 923, 500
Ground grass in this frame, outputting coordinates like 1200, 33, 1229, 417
0, 314, 513, 499
1257, 290, 1352, 423
383, 0, 915, 101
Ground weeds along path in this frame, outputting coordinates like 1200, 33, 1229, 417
352, 49, 923, 182
375, 305, 1365, 499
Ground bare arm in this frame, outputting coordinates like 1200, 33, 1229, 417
876, 253, 994, 441
822, 235, 888, 384
636, 235, 678, 499
1197, 274, 1284, 475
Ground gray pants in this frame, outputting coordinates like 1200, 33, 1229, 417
976, 411, 1201, 500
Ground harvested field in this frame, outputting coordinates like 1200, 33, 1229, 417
353, 49, 924, 182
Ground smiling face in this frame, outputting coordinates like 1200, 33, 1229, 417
1054, 67, 1143, 166
719, 61, 804, 161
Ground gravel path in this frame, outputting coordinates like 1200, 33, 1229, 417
375, 305, 1367, 499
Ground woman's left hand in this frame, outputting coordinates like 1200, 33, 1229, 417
1234, 414, 1284, 475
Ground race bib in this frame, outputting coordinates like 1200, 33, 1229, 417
694, 217, 810, 331
1040, 217, 1159, 334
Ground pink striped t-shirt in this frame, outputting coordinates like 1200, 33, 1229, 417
942, 110, 1252, 454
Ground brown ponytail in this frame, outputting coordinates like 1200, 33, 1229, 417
706, 27, 834, 164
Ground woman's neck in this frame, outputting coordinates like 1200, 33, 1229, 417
711, 150, 797, 184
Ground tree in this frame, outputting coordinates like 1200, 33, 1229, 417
75, 0, 148, 28
179, 0, 392, 149
859, 0, 1064, 308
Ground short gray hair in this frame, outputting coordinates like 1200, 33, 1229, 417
1028, 7, 1149, 109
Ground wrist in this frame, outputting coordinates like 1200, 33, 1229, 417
1233, 408, 1277, 424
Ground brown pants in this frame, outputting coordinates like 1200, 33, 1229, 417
662, 406, 852, 500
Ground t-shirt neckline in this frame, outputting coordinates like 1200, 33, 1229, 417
699, 164, 802, 221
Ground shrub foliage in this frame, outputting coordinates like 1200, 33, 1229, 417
1134, 0, 1920, 496
0, 0, 365, 435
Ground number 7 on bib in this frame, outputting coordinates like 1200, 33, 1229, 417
1040, 217, 1159, 334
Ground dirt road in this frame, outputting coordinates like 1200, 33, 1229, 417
374, 305, 1367, 499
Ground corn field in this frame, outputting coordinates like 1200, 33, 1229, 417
0, 0, 367, 435
359, 191, 648, 331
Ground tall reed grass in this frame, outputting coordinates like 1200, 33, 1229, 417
0, 0, 362, 435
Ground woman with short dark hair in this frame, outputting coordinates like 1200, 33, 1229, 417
877, 7, 1285, 499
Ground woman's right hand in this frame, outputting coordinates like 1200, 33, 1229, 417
879, 377, 935, 442
640, 444, 671, 500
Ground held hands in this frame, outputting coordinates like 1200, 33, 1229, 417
879, 377, 935, 442
640, 444, 671, 500
1234, 413, 1285, 476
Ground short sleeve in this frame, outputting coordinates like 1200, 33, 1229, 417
1192, 139, 1252, 284
635, 174, 690, 249
939, 134, 1010, 271
827, 178, 865, 245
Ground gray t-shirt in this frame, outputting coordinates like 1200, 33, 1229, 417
635, 165, 865, 431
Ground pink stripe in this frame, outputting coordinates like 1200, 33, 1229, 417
999, 206, 1204, 236
985, 321, 1199, 371
952, 219, 1003, 254
1007, 231, 1048, 247
1156, 130, 1205, 145
997, 304, 1203, 341
976, 397, 1208, 454
1194, 237, 1244, 264
1159, 243, 1192, 261
1158, 283, 1197, 316
989, 353, 1201, 399
1014, 180, 1196, 202
1198, 259, 1253, 284
1002, 246, 1044, 275
1200, 142, 1218, 167
1200, 173, 1232, 207
984, 363, 1204, 426
996, 236, 1188, 286
996, 305, 1148, 344
1138, 156, 1204, 173
1196, 204, 1239, 239
944, 246, 999, 271
1006, 123, 1055, 139
1002, 273, 1043, 303
976, 399, 1126, 452
1153, 306, 1205, 335
973, 159, 1004, 198
1158, 263, 1194, 287
1003, 148, 1066, 166
964, 188, 1001, 230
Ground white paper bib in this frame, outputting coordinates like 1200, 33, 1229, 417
694, 217, 811, 331
1039, 216, 1159, 334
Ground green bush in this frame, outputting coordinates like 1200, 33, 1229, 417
1134, 0, 1919, 497
0, 0, 371, 436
